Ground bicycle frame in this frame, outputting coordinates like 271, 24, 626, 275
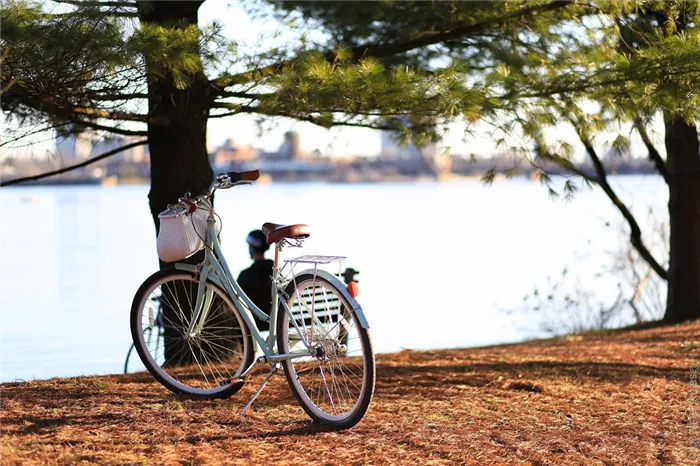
183, 211, 314, 372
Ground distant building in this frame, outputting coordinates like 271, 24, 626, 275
92, 135, 149, 164
55, 132, 148, 164
603, 147, 632, 161
259, 130, 305, 161
92, 136, 121, 161
375, 117, 446, 178
52, 131, 150, 179
278, 131, 301, 160
129, 144, 148, 164
379, 117, 437, 159
210, 138, 257, 169
379, 131, 395, 158
55, 133, 92, 163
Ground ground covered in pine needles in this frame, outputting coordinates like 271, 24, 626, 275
2, 321, 700, 465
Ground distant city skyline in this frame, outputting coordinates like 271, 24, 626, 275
1, 111, 668, 163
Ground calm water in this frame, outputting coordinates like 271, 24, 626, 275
0, 177, 667, 382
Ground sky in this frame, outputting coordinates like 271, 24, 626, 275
1, 0, 665, 161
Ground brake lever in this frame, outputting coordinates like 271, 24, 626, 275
233, 181, 253, 187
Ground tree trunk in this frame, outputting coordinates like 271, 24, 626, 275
138, 1, 214, 270
139, 2, 213, 241
139, 2, 215, 366
664, 116, 700, 323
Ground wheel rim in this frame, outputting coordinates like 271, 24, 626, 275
282, 278, 368, 422
134, 273, 251, 394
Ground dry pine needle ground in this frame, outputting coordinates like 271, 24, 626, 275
2, 321, 700, 465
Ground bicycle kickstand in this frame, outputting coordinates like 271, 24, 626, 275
240, 363, 280, 417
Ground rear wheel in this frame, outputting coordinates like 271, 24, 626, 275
130, 269, 254, 398
277, 272, 375, 429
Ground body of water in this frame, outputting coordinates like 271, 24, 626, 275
0, 177, 668, 382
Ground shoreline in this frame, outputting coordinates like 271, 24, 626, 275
1, 171, 665, 187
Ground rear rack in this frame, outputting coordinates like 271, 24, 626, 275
281, 255, 349, 287
284, 255, 346, 265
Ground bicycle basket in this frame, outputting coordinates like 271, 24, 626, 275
156, 198, 220, 263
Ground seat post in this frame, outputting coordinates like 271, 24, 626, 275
273, 242, 282, 274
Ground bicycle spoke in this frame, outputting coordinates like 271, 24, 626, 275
280, 275, 373, 425
164, 281, 188, 327
134, 272, 252, 394
194, 339, 228, 384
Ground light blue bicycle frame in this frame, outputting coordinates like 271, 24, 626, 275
179, 213, 315, 375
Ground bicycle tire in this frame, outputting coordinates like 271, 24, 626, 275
130, 268, 254, 399
277, 272, 375, 429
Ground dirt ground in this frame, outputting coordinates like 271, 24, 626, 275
2, 321, 699, 465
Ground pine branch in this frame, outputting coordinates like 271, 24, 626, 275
347, 1, 567, 61
543, 155, 599, 183
86, 92, 149, 101
634, 119, 668, 183
211, 1, 569, 92
576, 129, 668, 281
49, 11, 138, 18
233, 107, 396, 130
71, 107, 149, 122
1, 78, 17, 94
501, 66, 700, 102
212, 101, 439, 118
70, 118, 147, 136
217, 91, 272, 100
0, 121, 70, 148
53, 1, 137, 8
0, 139, 148, 187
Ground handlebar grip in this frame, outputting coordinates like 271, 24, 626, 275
227, 170, 260, 182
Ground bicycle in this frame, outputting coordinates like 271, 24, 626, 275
130, 170, 375, 429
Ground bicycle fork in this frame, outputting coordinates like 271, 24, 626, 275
185, 265, 215, 339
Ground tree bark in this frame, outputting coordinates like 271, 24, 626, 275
138, 2, 215, 366
138, 1, 214, 263
663, 116, 700, 323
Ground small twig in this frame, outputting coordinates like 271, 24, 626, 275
575, 129, 667, 281
634, 119, 668, 183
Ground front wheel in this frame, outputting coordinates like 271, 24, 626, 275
277, 272, 375, 429
130, 268, 255, 399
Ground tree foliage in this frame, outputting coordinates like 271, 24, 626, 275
3, 1, 699, 153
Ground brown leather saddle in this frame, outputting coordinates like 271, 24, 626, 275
262, 222, 311, 244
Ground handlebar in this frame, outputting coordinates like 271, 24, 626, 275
169, 170, 259, 219
205, 170, 260, 197
229, 170, 260, 182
